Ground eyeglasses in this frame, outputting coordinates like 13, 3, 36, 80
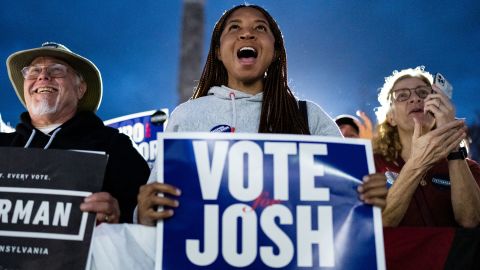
21, 64, 69, 80
390, 85, 432, 102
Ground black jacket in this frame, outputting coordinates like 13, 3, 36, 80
0, 111, 150, 223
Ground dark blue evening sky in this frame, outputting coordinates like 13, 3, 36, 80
1, 0, 479, 126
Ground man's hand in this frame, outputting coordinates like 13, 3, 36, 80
357, 173, 388, 209
137, 183, 181, 226
353, 111, 374, 139
80, 192, 121, 224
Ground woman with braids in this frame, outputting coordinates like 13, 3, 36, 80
373, 66, 480, 227
168, 5, 336, 135
136, 4, 387, 225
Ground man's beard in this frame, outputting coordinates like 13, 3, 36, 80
28, 98, 59, 116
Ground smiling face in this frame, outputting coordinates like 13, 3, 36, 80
23, 56, 86, 125
217, 7, 275, 93
388, 77, 435, 133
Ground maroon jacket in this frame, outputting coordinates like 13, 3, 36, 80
375, 154, 480, 227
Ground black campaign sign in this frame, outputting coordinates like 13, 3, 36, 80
0, 147, 107, 270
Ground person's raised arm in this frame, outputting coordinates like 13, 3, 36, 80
354, 111, 374, 140
424, 85, 480, 227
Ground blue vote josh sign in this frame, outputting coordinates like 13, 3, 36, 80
155, 133, 385, 270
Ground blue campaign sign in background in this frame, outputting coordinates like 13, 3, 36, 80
104, 109, 168, 168
155, 133, 385, 270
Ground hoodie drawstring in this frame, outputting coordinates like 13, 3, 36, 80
229, 92, 237, 132
24, 129, 36, 148
43, 128, 61, 149
23, 128, 62, 149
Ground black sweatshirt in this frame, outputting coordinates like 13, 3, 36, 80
0, 111, 150, 223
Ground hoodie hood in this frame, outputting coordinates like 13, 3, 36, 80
165, 85, 342, 136
8, 111, 109, 149
208, 85, 263, 102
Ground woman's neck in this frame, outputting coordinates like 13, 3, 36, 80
227, 79, 263, 95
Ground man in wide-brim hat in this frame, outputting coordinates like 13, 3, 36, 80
7, 41, 102, 114
0, 42, 150, 224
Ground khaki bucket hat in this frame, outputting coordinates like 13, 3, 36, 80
6, 42, 102, 112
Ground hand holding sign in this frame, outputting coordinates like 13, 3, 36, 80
80, 192, 121, 224
137, 182, 181, 225
357, 173, 388, 208
137, 169, 387, 227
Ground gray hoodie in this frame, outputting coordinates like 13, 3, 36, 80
166, 85, 341, 136
134, 85, 342, 222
